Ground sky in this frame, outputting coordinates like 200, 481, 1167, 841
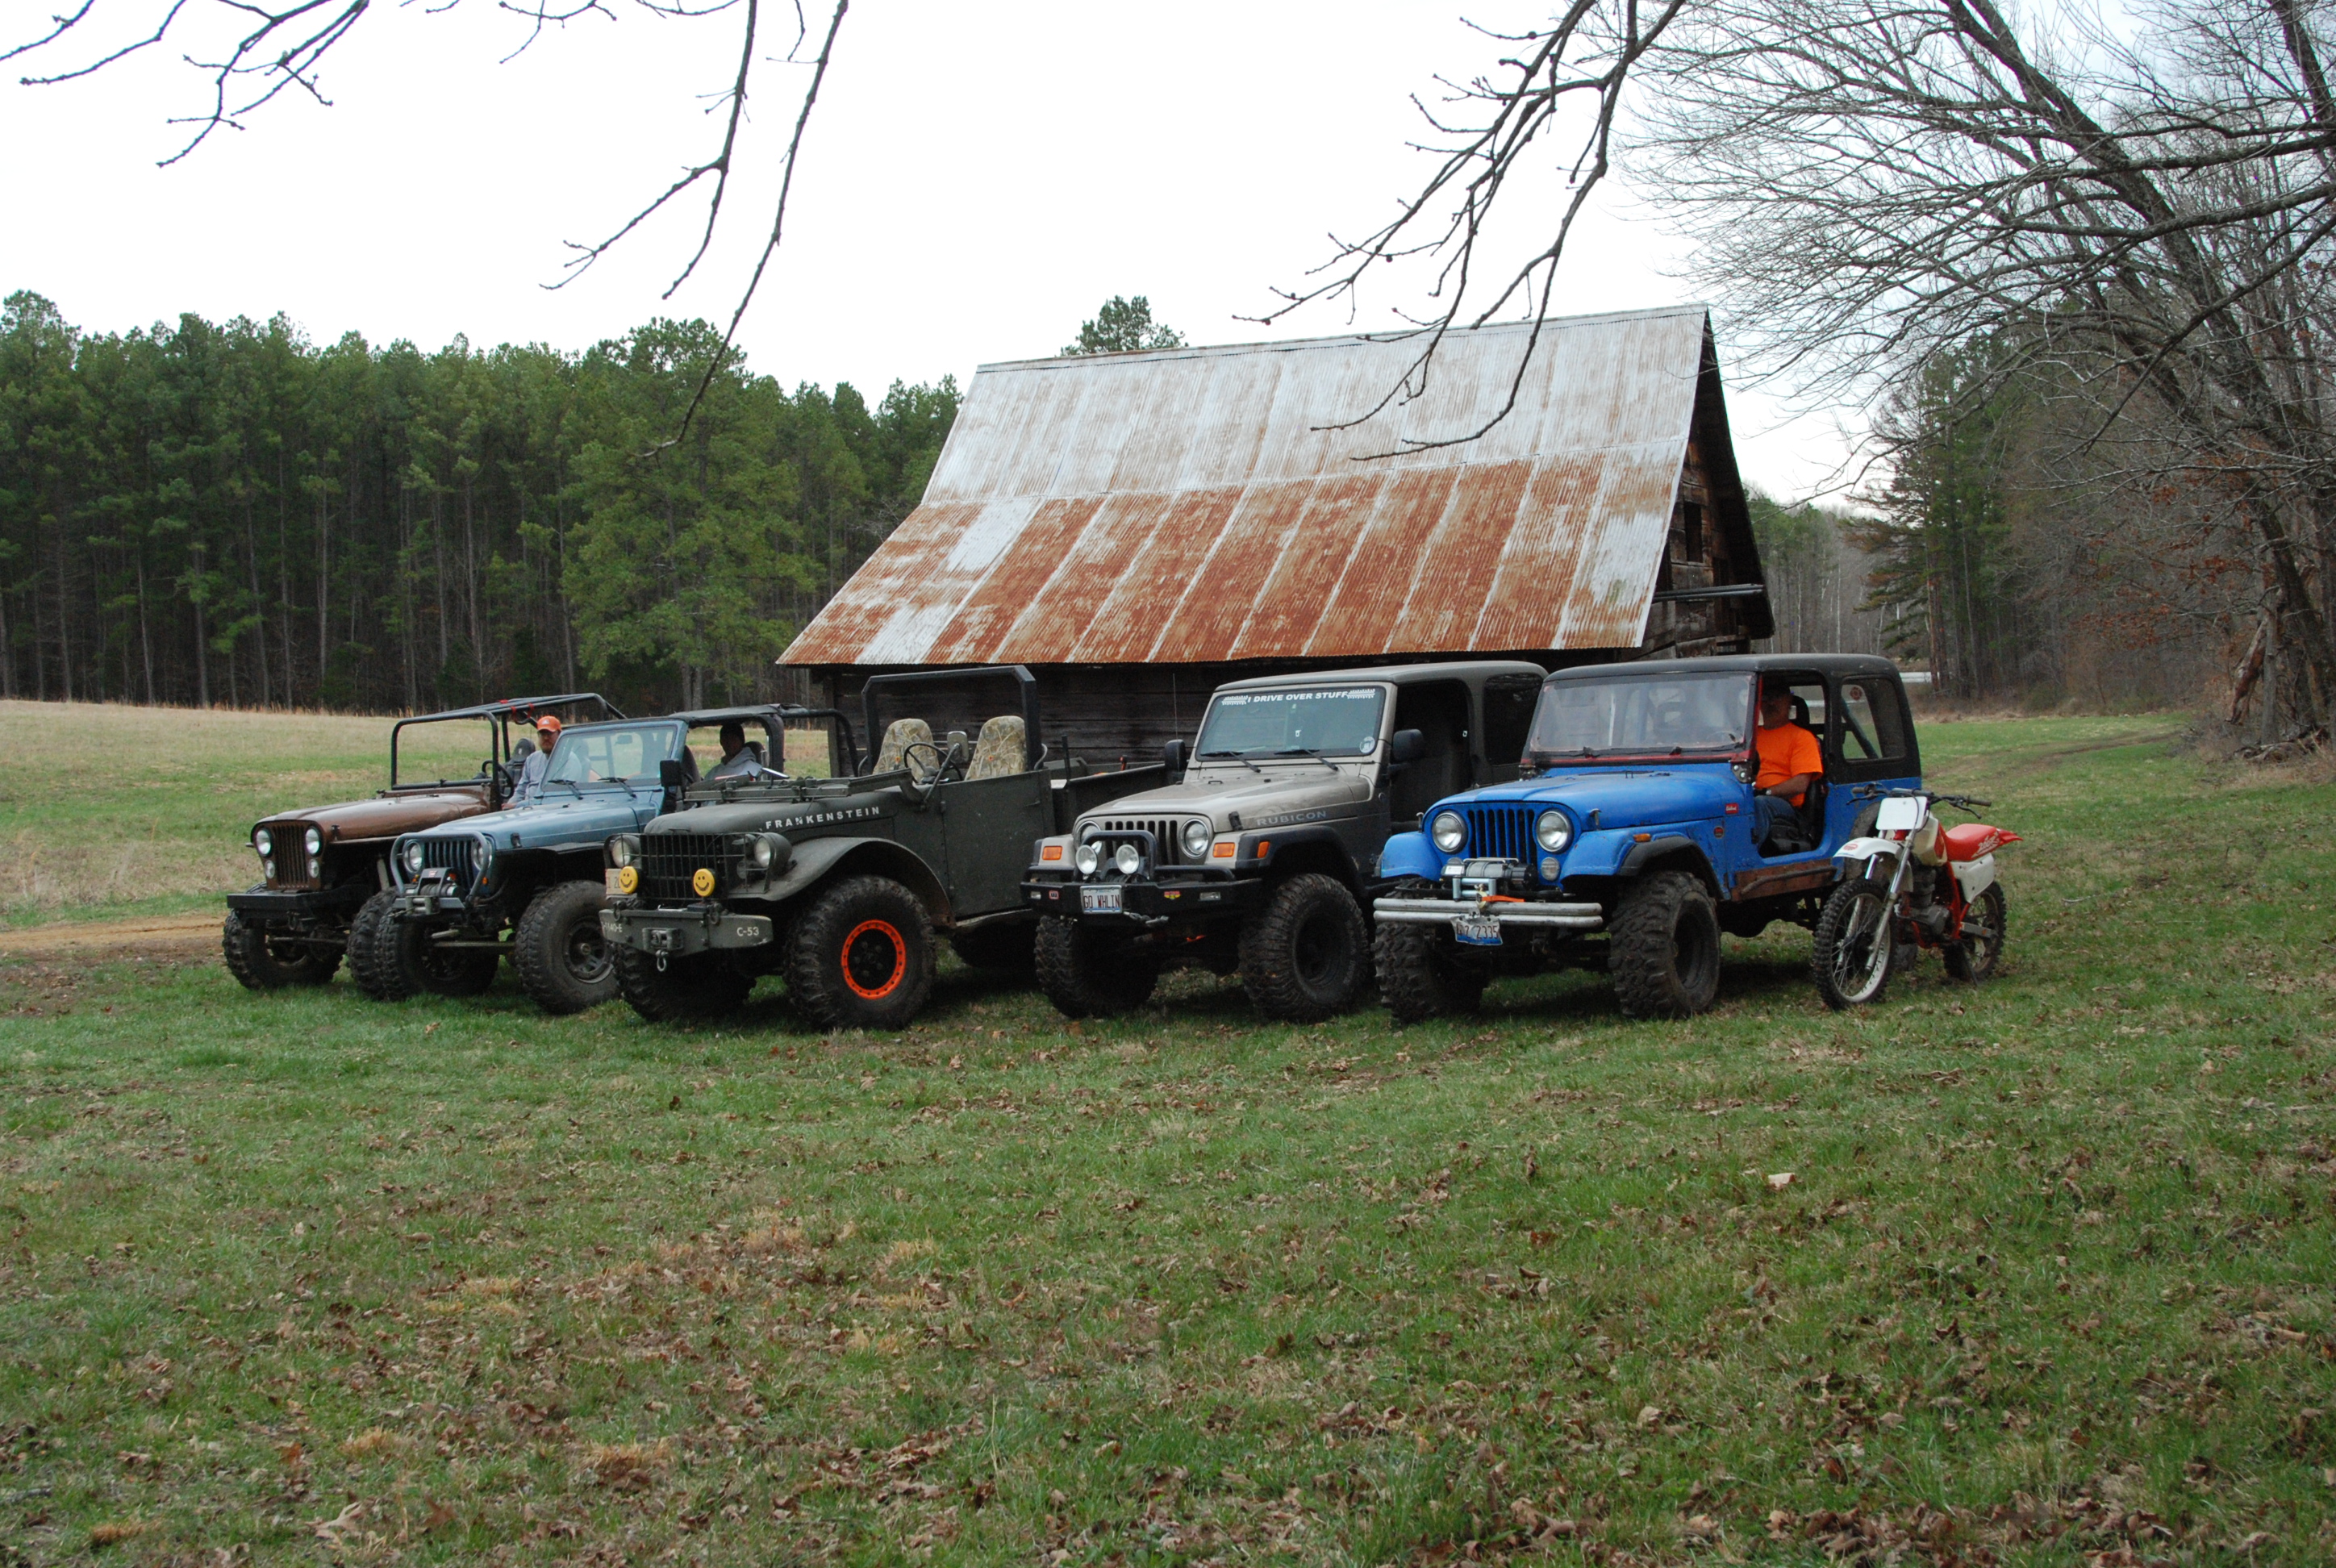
2, 0, 1862, 499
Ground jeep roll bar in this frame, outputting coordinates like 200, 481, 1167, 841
389, 692, 624, 793
859, 665, 1041, 774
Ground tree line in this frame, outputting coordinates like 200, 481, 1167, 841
0, 290, 957, 715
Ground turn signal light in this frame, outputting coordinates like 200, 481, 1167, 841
1041, 844, 1064, 861
1211, 841, 1235, 858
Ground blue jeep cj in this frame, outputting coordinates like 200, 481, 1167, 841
1371, 654, 1922, 1021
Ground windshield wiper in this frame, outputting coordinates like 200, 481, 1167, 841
1274, 747, 1341, 773
1199, 749, 1264, 774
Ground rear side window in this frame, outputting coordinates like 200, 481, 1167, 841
1837, 679, 1910, 761
1481, 677, 1540, 763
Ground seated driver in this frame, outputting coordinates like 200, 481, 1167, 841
705, 720, 775, 781
514, 715, 561, 803
1752, 680, 1822, 849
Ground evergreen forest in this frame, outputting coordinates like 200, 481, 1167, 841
0, 290, 957, 715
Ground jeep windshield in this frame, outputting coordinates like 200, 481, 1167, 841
1527, 673, 1751, 761
1195, 686, 1386, 759
542, 724, 682, 790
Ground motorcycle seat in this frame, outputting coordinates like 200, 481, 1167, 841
1941, 823, 2017, 861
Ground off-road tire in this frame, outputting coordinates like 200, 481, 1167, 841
1609, 870, 1722, 1019
1812, 876, 1896, 1010
384, 918, 500, 999
1942, 882, 2007, 983
514, 879, 619, 1015
221, 910, 340, 989
348, 890, 408, 1000
783, 876, 934, 1031
949, 920, 1037, 974
1372, 920, 1489, 1025
1034, 916, 1157, 1019
1239, 873, 1370, 1023
615, 946, 753, 1023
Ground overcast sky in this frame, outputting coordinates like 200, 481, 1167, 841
2, 0, 1863, 499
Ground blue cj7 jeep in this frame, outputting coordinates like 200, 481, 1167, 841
1370, 654, 1922, 1020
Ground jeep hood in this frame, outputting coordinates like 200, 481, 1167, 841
415, 785, 663, 847
1459, 766, 1733, 831
261, 787, 494, 842
1079, 767, 1372, 828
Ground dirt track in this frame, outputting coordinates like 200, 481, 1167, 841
0, 912, 221, 961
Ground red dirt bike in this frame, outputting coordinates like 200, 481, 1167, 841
1811, 790, 2019, 1009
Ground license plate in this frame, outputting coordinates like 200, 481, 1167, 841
603, 869, 626, 896
1454, 913, 1503, 946
1080, 885, 1123, 915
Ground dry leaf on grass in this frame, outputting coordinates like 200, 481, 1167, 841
89, 1520, 153, 1547
582, 1439, 673, 1491
1768, 1171, 1796, 1188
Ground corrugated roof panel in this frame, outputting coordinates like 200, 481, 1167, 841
1070, 487, 1245, 662
781, 307, 1739, 668
1302, 468, 1459, 658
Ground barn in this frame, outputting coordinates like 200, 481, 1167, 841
778, 306, 1773, 763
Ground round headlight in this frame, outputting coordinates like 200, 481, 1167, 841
1535, 810, 1572, 853
610, 836, 636, 868
254, 828, 273, 857
1074, 842, 1101, 877
1181, 819, 1212, 860
751, 836, 777, 869
1114, 843, 1143, 877
401, 840, 424, 874
1430, 811, 1466, 853
303, 826, 323, 857
473, 832, 495, 869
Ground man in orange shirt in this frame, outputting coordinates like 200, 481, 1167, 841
1753, 681, 1823, 851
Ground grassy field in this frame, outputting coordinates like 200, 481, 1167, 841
2, 710, 2333, 1566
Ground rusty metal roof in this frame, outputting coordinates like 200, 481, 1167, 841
782, 307, 1726, 668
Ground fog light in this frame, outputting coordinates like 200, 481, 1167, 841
262, 857, 276, 879
1114, 843, 1142, 877
1074, 842, 1101, 877
1539, 855, 1562, 880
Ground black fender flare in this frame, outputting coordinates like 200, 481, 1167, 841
1249, 824, 1362, 893
1616, 835, 1721, 898
763, 836, 954, 927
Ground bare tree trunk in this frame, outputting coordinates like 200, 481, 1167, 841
136, 552, 154, 705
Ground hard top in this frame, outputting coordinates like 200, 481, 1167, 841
1546, 653, 1904, 684
1215, 660, 1549, 694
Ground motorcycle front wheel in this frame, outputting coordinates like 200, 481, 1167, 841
1944, 882, 2007, 982
1812, 876, 1896, 1010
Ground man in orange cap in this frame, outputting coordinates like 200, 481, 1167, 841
515, 714, 561, 803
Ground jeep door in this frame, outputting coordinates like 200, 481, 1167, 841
1388, 680, 1473, 833
937, 772, 1055, 916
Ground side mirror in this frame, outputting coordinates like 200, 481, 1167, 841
1387, 728, 1426, 766
659, 759, 686, 787
1162, 738, 1187, 779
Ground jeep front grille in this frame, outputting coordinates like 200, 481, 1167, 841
419, 836, 478, 893
640, 832, 735, 903
1461, 805, 1535, 864
1093, 818, 1194, 866
269, 832, 313, 888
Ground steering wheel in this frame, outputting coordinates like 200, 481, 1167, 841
899, 740, 970, 787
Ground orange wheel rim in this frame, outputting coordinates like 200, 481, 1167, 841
841, 919, 907, 999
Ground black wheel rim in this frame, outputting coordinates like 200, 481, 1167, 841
1291, 907, 1342, 988
565, 918, 611, 984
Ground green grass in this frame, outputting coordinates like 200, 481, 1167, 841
3, 711, 2333, 1565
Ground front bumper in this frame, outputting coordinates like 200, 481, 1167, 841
1373, 894, 1606, 936
602, 903, 776, 957
225, 885, 366, 928
1021, 874, 1262, 924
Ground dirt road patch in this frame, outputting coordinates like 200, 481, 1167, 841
0, 912, 221, 961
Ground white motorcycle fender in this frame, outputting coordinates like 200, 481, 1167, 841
1833, 836, 1900, 866
1952, 853, 1998, 899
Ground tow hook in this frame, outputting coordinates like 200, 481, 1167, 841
655, 953, 669, 973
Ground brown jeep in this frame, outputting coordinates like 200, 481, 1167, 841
223, 694, 621, 991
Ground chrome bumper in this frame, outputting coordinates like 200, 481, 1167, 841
1372, 896, 1606, 931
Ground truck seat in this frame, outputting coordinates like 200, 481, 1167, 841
874, 718, 934, 774
966, 715, 1027, 779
